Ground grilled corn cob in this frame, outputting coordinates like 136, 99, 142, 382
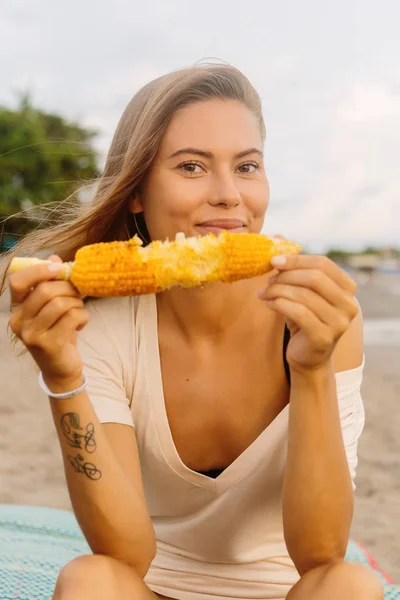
9, 231, 301, 297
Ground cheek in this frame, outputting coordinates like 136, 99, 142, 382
140, 173, 200, 237
247, 179, 270, 217
244, 180, 269, 234
147, 178, 197, 218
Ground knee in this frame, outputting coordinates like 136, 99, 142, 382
323, 561, 384, 599
53, 554, 123, 600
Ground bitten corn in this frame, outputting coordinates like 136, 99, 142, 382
9, 231, 301, 297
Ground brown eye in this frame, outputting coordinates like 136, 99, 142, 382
179, 162, 204, 174
238, 162, 259, 174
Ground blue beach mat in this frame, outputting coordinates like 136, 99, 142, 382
0, 505, 90, 600
0, 504, 398, 599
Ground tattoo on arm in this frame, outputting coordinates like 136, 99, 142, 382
61, 412, 96, 453
68, 454, 102, 480
61, 413, 101, 480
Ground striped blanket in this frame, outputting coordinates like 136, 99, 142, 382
0, 505, 398, 599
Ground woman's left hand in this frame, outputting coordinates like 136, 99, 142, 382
258, 254, 359, 373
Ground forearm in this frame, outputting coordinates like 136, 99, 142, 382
48, 381, 156, 576
282, 363, 353, 574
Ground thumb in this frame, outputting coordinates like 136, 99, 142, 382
48, 254, 63, 263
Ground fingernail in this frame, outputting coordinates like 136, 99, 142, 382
271, 256, 287, 266
48, 263, 63, 272
257, 289, 265, 299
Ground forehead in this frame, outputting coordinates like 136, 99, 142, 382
159, 99, 263, 156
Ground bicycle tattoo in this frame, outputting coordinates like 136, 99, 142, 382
68, 454, 102, 480
61, 412, 96, 453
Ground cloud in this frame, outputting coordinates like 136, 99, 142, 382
338, 84, 400, 123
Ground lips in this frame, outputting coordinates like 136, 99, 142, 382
197, 219, 247, 231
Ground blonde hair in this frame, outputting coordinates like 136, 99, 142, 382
1, 62, 265, 293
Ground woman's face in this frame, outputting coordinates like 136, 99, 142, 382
132, 99, 270, 241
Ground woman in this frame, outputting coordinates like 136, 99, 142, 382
4, 64, 383, 599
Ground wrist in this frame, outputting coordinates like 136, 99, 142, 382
41, 371, 85, 395
290, 361, 334, 390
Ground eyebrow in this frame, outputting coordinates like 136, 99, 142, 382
167, 147, 263, 160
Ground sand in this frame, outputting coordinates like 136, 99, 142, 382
0, 276, 399, 582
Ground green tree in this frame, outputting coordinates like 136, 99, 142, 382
325, 248, 351, 263
0, 93, 98, 246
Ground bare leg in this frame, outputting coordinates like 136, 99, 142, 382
287, 561, 384, 600
53, 555, 384, 600
52, 554, 166, 600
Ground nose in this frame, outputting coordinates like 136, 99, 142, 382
208, 172, 241, 208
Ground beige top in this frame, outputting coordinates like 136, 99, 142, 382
77, 295, 365, 600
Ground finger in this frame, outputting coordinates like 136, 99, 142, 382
270, 254, 356, 294
263, 270, 359, 318
17, 298, 85, 346
10, 280, 79, 337
9, 262, 65, 306
262, 283, 351, 331
266, 297, 332, 344
21, 281, 81, 320
48, 256, 85, 299
40, 307, 89, 350
48, 254, 63, 263
29, 296, 85, 335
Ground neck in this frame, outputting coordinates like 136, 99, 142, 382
156, 275, 271, 341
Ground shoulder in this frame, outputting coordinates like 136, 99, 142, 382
83, 295, 142, 331
80, 294, 157, 348
79, 296, 138, 351
332, 298, 364, 374
78, 295, 155, 402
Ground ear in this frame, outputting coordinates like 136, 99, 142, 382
129, 191, 144, 214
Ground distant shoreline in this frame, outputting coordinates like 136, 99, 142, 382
355, 274, 400, 320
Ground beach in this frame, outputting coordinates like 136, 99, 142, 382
0, 274, 399, 581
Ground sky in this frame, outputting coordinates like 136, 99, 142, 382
2, 0, 399, 252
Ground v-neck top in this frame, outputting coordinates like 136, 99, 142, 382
77, 295, 365, 600
197, 326, 291, 480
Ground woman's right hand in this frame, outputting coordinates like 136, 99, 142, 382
8, 255, 89, 391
